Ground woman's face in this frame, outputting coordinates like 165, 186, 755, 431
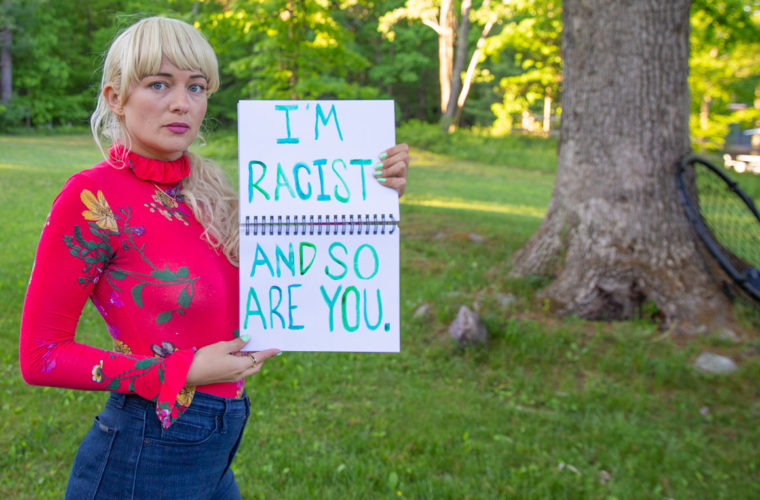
107, 58, 208, 161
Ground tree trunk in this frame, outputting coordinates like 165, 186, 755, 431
446, 0, 498, 132
438, 0, 455, 113
442, 0, 471, 128
510, 0, 733, 332
699, 94, 711, 151
0, 0, 11, 105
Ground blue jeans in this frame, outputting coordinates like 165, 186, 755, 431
65, 391, 250, 499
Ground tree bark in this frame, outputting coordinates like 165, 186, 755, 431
442, 0, 471, 127
0, 0, 11, 105
510, 0, 733, 331
438, 0, 455, 113
445, 0, 499, 132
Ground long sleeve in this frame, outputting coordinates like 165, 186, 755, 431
20, 170, 195, 428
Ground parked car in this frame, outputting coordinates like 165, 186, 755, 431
723, 126, 760, 174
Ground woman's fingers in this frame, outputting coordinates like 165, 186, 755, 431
380, 176, 407, 197
376, 143, 409, 197
237, 348, 281, 376
186, 340, 281, 386
243, 348, 281, 362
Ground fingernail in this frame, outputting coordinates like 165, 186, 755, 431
241, 334, 250, 342
379, 152, 387, 159
373, 170, 383, 178
377, 177, 386, 183
374, 162, 384, 170
276, 352, 283, 357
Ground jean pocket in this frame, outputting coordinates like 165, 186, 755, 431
150, 413, 219, 446
65, 416, 119, 500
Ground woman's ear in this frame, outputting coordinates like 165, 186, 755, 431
103, 83, 123, 116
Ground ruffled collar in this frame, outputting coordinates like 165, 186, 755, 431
108, 144, 190, 184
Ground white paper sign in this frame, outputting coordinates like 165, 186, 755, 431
238, 100, 399, 220
237, 100, 400, 352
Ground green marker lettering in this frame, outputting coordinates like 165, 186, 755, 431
251, 243, 274, 277
354, 243, 379, 280
248, 161, 270, 202
244, 287, 266, 329
350, 159, 371, 200
274, 162, 296, 201
299, 242, 317, 275
325, 242, 348, 280
275, 243, 295, 277
314, 103, 343, 141
341, 286, 360, 332
332, 158, 350, 203
364, 289, 383, 330
320, 284, 342, 332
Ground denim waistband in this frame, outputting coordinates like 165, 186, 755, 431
107, 391, 249, 419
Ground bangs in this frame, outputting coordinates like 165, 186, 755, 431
117, 17, 219, 93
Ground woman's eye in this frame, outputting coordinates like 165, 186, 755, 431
150, 82, 167, 91
189, 84, 205, 93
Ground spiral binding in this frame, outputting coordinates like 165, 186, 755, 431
243, 214, 397, 236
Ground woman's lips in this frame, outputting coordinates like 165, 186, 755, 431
166, 123, 190, 134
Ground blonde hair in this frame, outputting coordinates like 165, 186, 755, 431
91, 16, 239, 266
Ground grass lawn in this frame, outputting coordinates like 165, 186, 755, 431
1, 133, 759, 499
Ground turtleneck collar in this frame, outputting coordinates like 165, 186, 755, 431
108, 144, 190, 184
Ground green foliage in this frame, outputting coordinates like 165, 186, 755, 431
203, 0, 377, 101
0, 0, 758, 152
488, 0, 563, 133
2, 134, 760, 498
689, 0, 760, 150
398, 119, 558, 172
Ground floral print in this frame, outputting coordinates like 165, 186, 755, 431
91, 360, 104, 382
151, 341, 196, 410
113, 339, 132, 354
34, 339, 61, 374
94, 353, 168, 392
146, 186, 190, 225
234, 380, 245, 399
81, 189, 118, 232
177, 386, 196, 407
65, 192, 199, 325
63, 219, 116, 287
20, 145, 241, 432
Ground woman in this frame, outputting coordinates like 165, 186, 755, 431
19, 16, 408, 498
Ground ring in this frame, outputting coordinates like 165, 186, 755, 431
248, 353, 257, 367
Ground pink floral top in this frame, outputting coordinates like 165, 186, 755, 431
20, 145, 243, 428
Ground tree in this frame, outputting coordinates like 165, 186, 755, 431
205, 0, 374, 102
510, 0, 734, 331
0, 0, 12, 106
689, 0, 760, 150
441, 0, 508, 131
490, 0, 562, 134
380, 0, 455, 114
379, 0, 507, 127
340, 0, 441, 122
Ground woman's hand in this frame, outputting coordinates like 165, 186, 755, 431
185, 337, 280, 386
376, 143, 409, 197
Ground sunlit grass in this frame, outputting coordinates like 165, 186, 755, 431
401, 196, 546, 218
2, 133, 759, 499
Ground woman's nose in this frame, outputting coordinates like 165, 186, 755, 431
169, 88, 190, 113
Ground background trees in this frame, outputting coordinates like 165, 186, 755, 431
689, 0, 760, 150
0, 0, 758, 159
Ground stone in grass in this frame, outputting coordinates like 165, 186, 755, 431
413, 303, 432, 319
468, 232, 484, 243
494, 292, 516, 308
693, 352, 738, 375
449, 306, 488, 347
